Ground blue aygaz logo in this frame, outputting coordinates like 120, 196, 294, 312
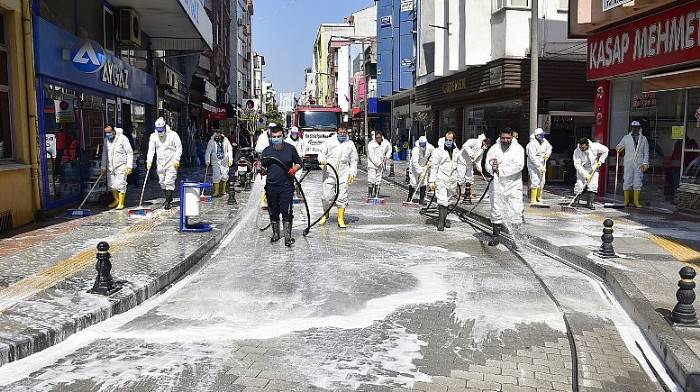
70, 40, 106, 73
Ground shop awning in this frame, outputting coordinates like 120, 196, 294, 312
108, 0, 213, 50
642, 68, 700, 93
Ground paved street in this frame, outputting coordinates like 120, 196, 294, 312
0, 172, 669, 392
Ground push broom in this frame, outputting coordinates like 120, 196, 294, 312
65, 172, 104, 218
604, 150, 625, 209
128, 166, 153, 218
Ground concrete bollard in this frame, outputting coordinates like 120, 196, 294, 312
671, 266, 699, 326
596, 219, 617, 258
227, 179, 238, 205
87, 242, 123, 296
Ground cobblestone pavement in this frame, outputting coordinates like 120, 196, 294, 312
0, 171, 665, 392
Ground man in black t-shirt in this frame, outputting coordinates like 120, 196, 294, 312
261, 125, 302, 247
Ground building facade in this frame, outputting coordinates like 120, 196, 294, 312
229, 0, 253, 108
570, 0, 700, 211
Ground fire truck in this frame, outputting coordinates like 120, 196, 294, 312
292, 105, 341, 164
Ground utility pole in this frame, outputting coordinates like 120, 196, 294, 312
362, 40, 369, 142
529, 0, 539, 134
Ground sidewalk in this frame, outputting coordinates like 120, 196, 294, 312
0, 166, 251, 366
385, 159, 700, 391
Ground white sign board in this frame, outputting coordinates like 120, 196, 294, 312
303, 131, 335, 155
400, 0, 413, 12
603, 0, 633, 12
278, 92, 295, 113
178, 0, 214, 49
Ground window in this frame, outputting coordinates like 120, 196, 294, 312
493, 0, 529, 12
40, 0, 76, 33
558, 0, 568, 10
77, 0, 104, 44
0, 15, 11, 160
103, 7, 115, 52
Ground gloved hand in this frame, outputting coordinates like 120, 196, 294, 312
205, 161, 210, 167
539, 166, 546, 174
125, 167, 133, 175
616, 146, 624, 153
593, 161, 601, 170
173, 161, 180, 169
100, 167, 106, 176
319, 159, 327, 169
347, 175, 355, 185
147, 163, 152, 170
228, 160, 233, 167
429, 182, 436, 191
586, 172, 593, 182
288, 167, 299, 177
641, 164, 649, 172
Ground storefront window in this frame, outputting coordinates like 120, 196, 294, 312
682, 89, 700, 185
439, 108, 459, 136
40, 0, 76, 34
0, 15, 11, 160
463, 100, 523, 142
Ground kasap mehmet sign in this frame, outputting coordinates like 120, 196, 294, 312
70, 40, 105, 73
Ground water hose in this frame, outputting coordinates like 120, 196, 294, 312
456, 176, 494, 222
257, 156, 311, 233
303, 162, 340, 237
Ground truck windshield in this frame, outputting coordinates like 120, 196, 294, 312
299, 111, 340, 128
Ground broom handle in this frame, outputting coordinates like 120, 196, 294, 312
613, 150, 620, 203
77, 172, 104, 210
138, 166, 150, 207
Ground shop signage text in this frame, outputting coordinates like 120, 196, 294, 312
442, 78, 466, 94
101, 61, 129, 89
587, 2, 700, 80
380, 16, 392, 27
603, 0, 632, 12
632, 92, 656, 109
400, 0, 413, 12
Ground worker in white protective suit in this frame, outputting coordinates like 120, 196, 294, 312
573, 137, 609, 210
101, 125, 133, 210
147, 117, 182, 210
485, 128, 525, 246
616, 120, 649, 208
285, 126, 307, 198
526, 128, 553, 205
460, 133, 491, 204
366, 131, 392, 198
255, 123, 275, 207
205, 129, 234, 197
318, 123, 358, 228
429, 131, 467, 232
408, 136, 435, 205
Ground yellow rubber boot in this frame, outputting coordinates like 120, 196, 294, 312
261, 192, 267, 207
319, 213, 329, 226
116, 192, 126, 210
536, 188, 542, 202
108, 190, 119, 208
212, 182, 220, 197
633, 190, 642, 208
220, 181, 227, 195
530, 189, 538, 204
623, 190, 631, 207
337, 207, 347, 229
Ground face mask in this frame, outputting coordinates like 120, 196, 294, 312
444, 140, 454, 149
156, 127, 166, 134
291, 133, 299, 140
105, 134, 114, 142
270, 136, 284, 145
215, 136, 223, 142
337, 135, 348, 143
419, 142, 427, 148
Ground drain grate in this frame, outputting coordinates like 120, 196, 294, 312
0, 210, 12, 234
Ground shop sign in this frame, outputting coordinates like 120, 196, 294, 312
101, 61, 129, 89
587, 2, 700, 80
70, 40, 105, 74
206, 106, 229, 121
632, 92, 656, 109
400, 0, 413, 12
603, 0, 632, 12
442, 78, 466, 94
54, 100, 75, 123
380, 16, 392, 28
178, 0, 213, 49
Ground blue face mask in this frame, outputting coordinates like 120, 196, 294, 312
105, 134, 114, 142
444, 140, 454, 148
270, 136, 284, 145
419, 142, 427, 148
337, 135, 348, 143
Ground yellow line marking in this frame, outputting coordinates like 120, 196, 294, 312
0, 213, 170, 313
649, 235, 700, 264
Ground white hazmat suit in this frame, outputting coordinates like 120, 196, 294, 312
485, 139, 525, 225
319, 136, 358, 209
429, 145, 467, 207
616, 131, 649, 191
205, 135, 234, 183
526, 131, 552, 194
573, 140, 609, 194
367, 138, 392, 186
409, 139, 434, 188
101, 127, 133, 193
461, 134, 487, 185
285, 133, 307, 182
147, 125, 182, 191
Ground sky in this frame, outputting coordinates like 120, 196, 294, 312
252, 0, 374, 96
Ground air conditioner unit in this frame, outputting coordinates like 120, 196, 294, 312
119, 8, 141, 47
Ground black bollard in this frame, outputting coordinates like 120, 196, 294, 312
405, 167, 410, 184
671, 266, 699, 326
596, 219, 617, 258
88, 242, 123, 296
389, 161, 395, 177
227, 179, 238, 205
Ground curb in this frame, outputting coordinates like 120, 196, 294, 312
0, 194, 248, 367
380, 173, 700, 391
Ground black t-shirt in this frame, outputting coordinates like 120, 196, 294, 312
262, 143, 302, 188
